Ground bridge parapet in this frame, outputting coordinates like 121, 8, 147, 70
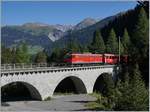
1, 64, 116, 76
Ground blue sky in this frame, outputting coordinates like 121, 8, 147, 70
2, 1, 137, 25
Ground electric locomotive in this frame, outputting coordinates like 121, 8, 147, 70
63, 53, 128, 65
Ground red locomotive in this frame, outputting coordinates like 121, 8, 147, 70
64, 53, 128, 65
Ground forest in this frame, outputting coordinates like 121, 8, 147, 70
1, 1, 149, 111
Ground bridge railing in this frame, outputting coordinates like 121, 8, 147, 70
1, 63, 116, 73
1, 63, 80, 70
1, 63, 51, 70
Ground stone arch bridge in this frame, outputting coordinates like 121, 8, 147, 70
1, 64, 118, 100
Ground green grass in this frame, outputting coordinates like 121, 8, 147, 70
85, 102, 106, 110
86, 92, 109, 110
88, 91, 101, 99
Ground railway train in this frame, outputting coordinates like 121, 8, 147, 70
63, 53, 128, 65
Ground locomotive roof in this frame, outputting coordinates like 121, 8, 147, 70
103, 53, 119, 56
71, 53, 103, 56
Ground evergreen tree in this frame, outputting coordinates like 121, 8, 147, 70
122, 69, 130, 84
100, 73, 115, 97
15, 43, 30, 63
120, 41, 124, 55
11, 47, 17, 64
106, 29, 118, 54
99, 73, 115, 110
57, 48, 68, 62
131, 7, 149, 85
78, 44, 83, 53
132, 7, 149, 58
137, 1, 149, 18
35, 51, 47, 63
122, 28, 131, 54
90, 30, 105, 53
15, 47, 22, 63
50, 47, 62, 62
66, 38, 80, 53
82, 45, 89, 53
22, 43, 30, 63
1, 46, 12, 64
115, 64, 149, 111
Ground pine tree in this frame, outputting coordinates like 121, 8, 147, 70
15, 43, 30, 63
66, 38, 80, 53
90, 30, 105, 53
106, 29, 118, 54
11, 47, 17, 64
131, 7, 149, 85
115, 64, 149, 111
132, 7, 149, 58
35, 51, 47, 63
82, 45, 89, 53
1, 46, 12, 64
120, 42, 124, 55
122, 28, 131, 54
15, 47, 22, 63
100, 73, 115, 110
21, 43, 30, 63
100, 73, 115, 97
50, 47, 62, 62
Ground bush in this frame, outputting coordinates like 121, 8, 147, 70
44, 96, 51, 101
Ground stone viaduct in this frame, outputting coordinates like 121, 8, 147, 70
1, 65, 118, 100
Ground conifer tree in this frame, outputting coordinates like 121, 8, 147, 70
67, 38, 80, 53
79, 44, 89, 53
100, 73, 115, 97
106, 29, 118, 54
122, 28, 131, 54
115, 64, 149, 111
35, 51, 47, 63
15, 47, 22, 63
15, 43, 30, 63
50, 48, 61, 62
82, 45, 89, 53
11, 47, 17, 64
90, 30, 105, 53
120, 42, 124, 55
132, 7, 149, 58
1, 46, 12, 64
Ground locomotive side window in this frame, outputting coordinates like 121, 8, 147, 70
64, 54, 71, 59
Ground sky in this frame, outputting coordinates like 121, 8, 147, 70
2, 1, 137, 25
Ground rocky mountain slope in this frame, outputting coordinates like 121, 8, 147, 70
73, 18, 97, 30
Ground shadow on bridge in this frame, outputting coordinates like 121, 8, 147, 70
93, 73, 113, 93
53, 76, 87, 95
1, 82, 42, 102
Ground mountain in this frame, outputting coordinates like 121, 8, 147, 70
54, 14, 120, 48
1, 23, 74, 55
51, 24, 73, 32
73, 18, 97, 30
1, 25, 53, 48
1, 12, 123, 54
22, 23, 73, 42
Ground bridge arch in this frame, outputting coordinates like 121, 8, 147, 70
93, 72, 113, 93
53, 75, 87, 95
1, 81, 42, 101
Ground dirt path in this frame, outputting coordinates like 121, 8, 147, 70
1, 94, 96, 111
